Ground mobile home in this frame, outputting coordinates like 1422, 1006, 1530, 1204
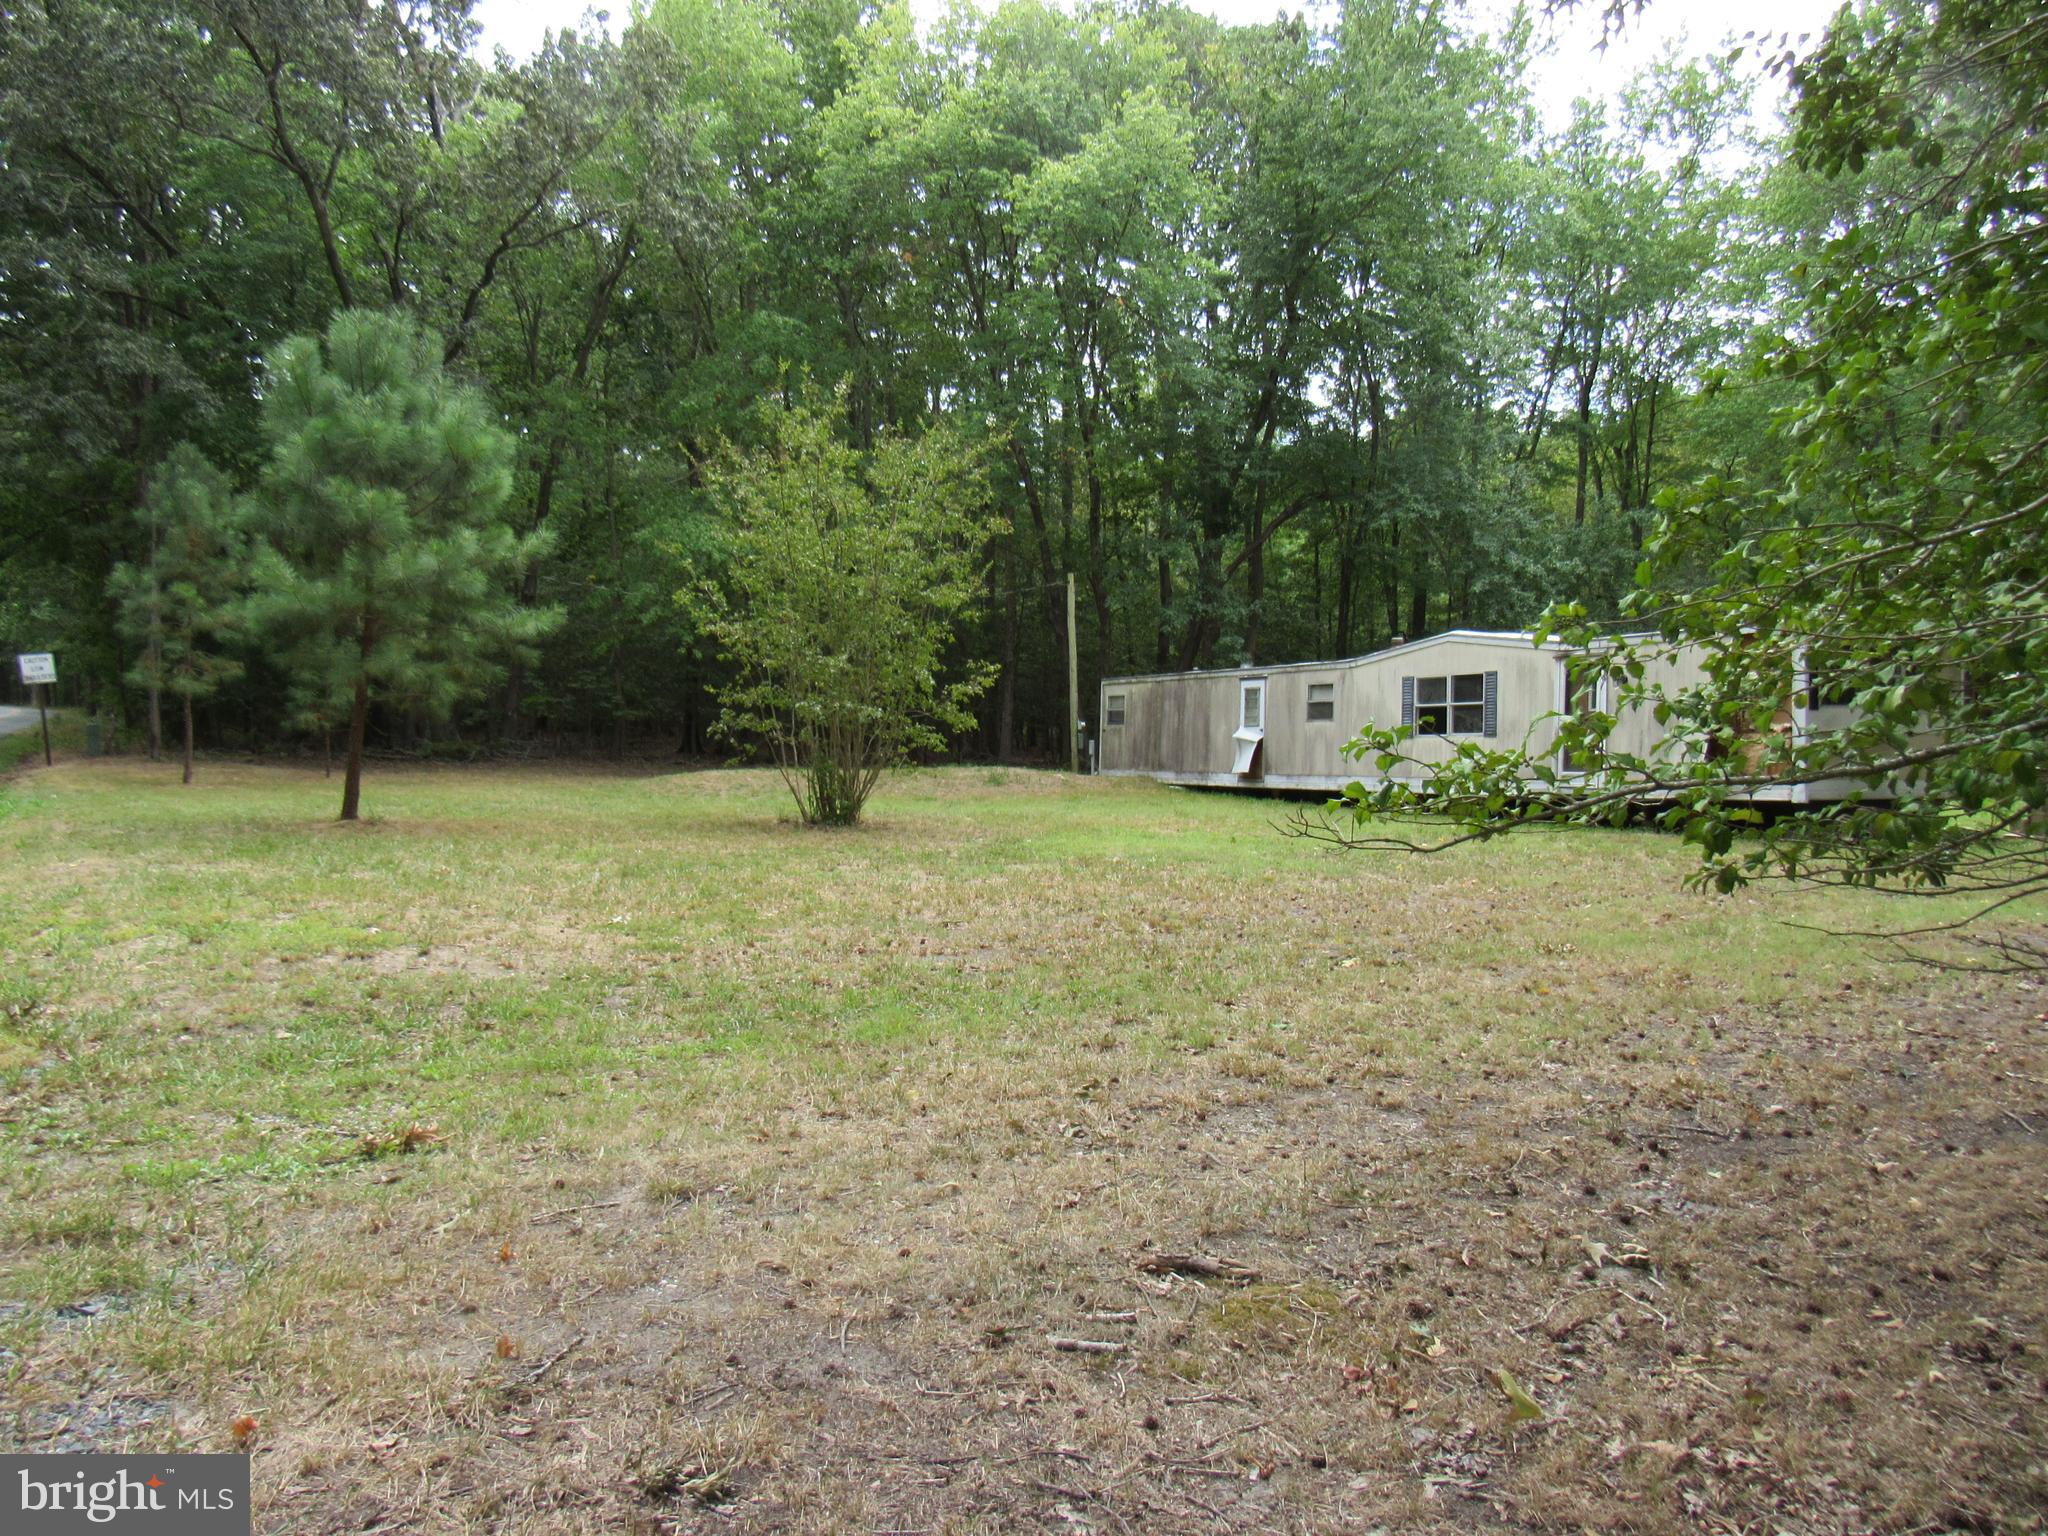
1097, 630, 1861, 803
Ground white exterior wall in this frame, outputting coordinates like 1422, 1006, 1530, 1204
1097, 630, 1822, 800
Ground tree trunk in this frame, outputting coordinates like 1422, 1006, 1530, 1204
181, 695, 193, 785
606, 429, 626, 763
1336, 540, 1357, 655
1384, 519, 1403, 638
996, 566, 1018, 764
500, 235, 634, 739
1574, 367, 1595, 527
1637, 378, 1660, 540
340, 672, 369, 822
1245, 474, 1268, 665
127, 243, 163, 767
1311, 535, 1323, 656
1177, 518, 1226, 671
501, 452, 558, 736
1079, 402, 1113, 704
1572, 292, 1609, 527
1156, 551, 1173, 671
500, 666, 523, 742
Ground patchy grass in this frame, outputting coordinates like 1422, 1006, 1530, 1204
0, 757, 2043, 1535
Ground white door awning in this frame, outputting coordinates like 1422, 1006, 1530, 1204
1232, 726, 1264, 775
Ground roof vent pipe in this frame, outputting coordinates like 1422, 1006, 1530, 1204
1389, 635, 1405, 649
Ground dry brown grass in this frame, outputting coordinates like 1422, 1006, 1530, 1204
0, 759, 2043, 1534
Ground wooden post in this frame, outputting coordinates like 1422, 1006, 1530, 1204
36, 682, 51, 767
1065, 572, 1079, 775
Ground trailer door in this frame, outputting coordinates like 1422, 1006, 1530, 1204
1233, 677, 1266, 777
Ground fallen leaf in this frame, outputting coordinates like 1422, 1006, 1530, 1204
1496, 1368, 1544, 1423
229, 1415, 258, 1445
1634, 1439, 1690, 1464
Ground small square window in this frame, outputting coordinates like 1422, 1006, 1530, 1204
1105, 694, 1126, 727
1306, 682, 1335, 722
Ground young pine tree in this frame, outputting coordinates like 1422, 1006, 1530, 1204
249, 311, 558, 820
284, 650, 355, 778
109, 445, 249, 785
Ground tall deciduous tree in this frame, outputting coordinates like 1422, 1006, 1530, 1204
691, 385, 1001, 826
249, 309, 558, 820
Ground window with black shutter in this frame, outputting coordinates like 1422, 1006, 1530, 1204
1412, 673, 1487, 735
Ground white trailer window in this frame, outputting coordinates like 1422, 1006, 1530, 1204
1240, 681, 1264, 731
1415, 673, 1486, 735
1105, 693, 1126, 727
1306, 682, 1335, 721
1801, 652, 1858, 710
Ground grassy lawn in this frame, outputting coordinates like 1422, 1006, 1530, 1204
1, 758, 2043, 1534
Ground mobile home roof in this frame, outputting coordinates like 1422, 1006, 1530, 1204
1100, 629, 1597, 688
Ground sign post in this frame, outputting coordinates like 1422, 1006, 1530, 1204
16, 653, 55, 766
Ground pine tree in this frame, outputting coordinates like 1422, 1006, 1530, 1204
109, 445, 249, 785
284, 649, 355, 778
249, 310, 559, 821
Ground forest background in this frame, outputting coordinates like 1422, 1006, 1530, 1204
0, 0, 1866, 762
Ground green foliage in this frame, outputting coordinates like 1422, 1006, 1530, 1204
1496, 1367, 1546, 1424
0, 0, 1827, 769
107, 445, 250, 781
248, 310, 559, 818
689, 385, 1002, 826
1319, 0, 2048, 965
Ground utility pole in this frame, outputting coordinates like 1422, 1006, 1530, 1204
1065, 572, 1079, 775
37, 683, 51, 767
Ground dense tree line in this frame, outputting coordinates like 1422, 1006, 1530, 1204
0, 0, 1829, 762
1319, 0, 2048, 962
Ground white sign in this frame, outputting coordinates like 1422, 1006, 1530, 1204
16, 653, 55, 686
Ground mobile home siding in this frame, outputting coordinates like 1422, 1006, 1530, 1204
1099, 631, 1739, 796
1100, 671, 1241, 777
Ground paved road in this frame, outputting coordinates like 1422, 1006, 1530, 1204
0, 704, 42, 738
